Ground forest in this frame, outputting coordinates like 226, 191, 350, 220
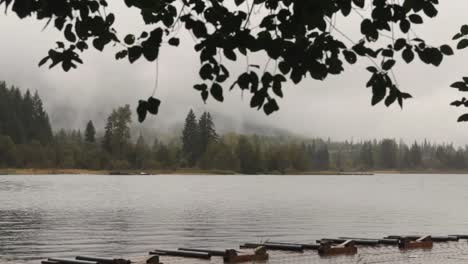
1, 81, 468, 174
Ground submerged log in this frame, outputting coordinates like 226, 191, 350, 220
177, 248, 226, 256
450, 235, 468, 239
48, 259, 96, 264
386, 235, 457, 242
75, 256, 131, 264
378, 239, 400, 245
150, 249, 211, 259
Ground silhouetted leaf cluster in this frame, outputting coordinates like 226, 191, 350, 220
1, 0, 460, 119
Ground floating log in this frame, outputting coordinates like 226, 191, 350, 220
450, 235, 468, 239
240, 242, 303, 251
398, 235, 433, 250
378, 239, 400, 245
42, 261, 59, 264
75, 256, 131, 264
48, 259, 96, 264
317, 238, 346, 244
386, 235, 457, 242
224, 247, 269, 263
337, 237, 380, 246
267, 242, 320, 250
177, 248, 226, 257
318, 240, 358, 256
150, 249, 211, 259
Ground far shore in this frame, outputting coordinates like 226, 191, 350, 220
2, 168, 468, 176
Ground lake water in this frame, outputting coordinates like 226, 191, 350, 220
1, 174, 468, 263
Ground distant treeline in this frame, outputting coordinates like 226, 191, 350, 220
0, 81, 468, 173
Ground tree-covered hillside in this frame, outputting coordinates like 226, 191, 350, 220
0, 81, 468, 173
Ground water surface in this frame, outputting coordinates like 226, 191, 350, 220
1, 174, 467, 263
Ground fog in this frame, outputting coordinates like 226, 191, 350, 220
1, 1, 468, 144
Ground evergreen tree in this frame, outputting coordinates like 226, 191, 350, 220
85, 120, 96, 143
359, 141, 374, 170
237, 136, 258, 174
379, 139, 398, 169
102, 113, 115, 153
181, 109, 200, 167
409, 142, 423, 168
316, 145, 330, 170
199, 112, 218, 155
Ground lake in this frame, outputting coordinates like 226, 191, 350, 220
1, 174, 468, 263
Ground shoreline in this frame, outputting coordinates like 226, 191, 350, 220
1, 168, 468, 175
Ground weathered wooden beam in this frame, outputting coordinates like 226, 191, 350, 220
337, 237, 380, 246
150, 249, 211, 259
177, 248, 226, 256
75, 256, 131, 264
48, 258, 96, 264
267, 242, 320, 250
240, 243, 303, 251
449, 235, 468, 239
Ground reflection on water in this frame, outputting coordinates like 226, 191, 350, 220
1, 174, 468, 263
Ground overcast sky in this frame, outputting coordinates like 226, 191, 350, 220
1, 1, 468, 144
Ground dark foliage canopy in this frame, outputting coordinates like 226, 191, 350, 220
2, 0, 468, 122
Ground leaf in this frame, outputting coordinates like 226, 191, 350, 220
457, 113, 468, 122
263, 99, 279, 115
440, 45, 454, 56
136, 100, 148, 123
402, 48, 414, 63
399, 19, 410, 33
366, 66, 378, 73
124, 34, 135, 45
64, 24, 76, 42
194, 84, 208, 91
457, 39, 468, 50
201, 90, 209, 102
115, 50, 128, 60
462, 25, 468, 35
250, 92, 266, 109
147, 97, 161, 115
343, 50, 357, 64
128, 46, 142, 63
408, 14, 423, 24
168, 37, 180, 46
210, 83, 224, 102
199, 64, 213, 80
223, 49, 237, 61
382, 59, 395, 71
38, 56, 49, 67
394, 38, 406, 51
450, 81, 468, 91
384, 94, 397, 107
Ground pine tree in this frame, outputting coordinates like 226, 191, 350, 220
181, 109, 200, 167
102, 111, 115, 153
237, 136, 258, 174
32, 91, 53, 144
198, 112, 218, 155
85, 120, 96, 143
